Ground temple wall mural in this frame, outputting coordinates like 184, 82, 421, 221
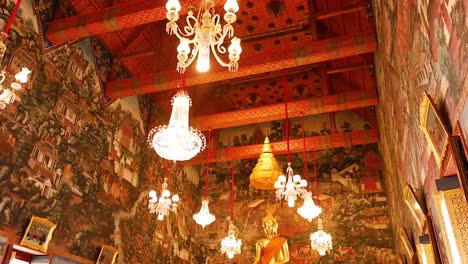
4, 0, 461, 263
373, 0, 467, 262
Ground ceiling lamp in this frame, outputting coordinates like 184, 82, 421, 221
193, 130, 216, 228
297, 115, 321, 221
148, 80, 206, 161
274, 72, 307, 207
165, 0, 243, 73
0, 0, 31, 109
310, 218, 333, 256
148, 161, 180, 220
249, 136, 283, 190
220, 161, 242, 259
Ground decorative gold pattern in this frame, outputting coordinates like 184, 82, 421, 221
434, 189, 468, 263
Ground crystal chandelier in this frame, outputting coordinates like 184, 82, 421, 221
310, 218, 333, 256
274, 72, 308, 207
193, 199, 216, 228
193, 129, 216, 228
148, 88, 206, 161
221, 223, 242, 259
297, 191, 322, 222
220, 161, 241, 259
297, 115, 321, 221
0, 0, 32, 110
148, 178, 180, 220
274, 162, 307, 207
165, 0, 243, 73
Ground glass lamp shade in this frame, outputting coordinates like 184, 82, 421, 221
166, 0, 181, 11
224, 0, 239, 12
193, 199, 216, 228
148, 90, 206, 161
14, 67, 31, 83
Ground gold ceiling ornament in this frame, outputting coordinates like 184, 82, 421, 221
249, 136, 283, 190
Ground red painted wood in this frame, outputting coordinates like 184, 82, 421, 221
106, 32, 376, 99
181, 129, 379, 165
190, 90, 378, 130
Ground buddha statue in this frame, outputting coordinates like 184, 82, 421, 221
253, 213, 290, 264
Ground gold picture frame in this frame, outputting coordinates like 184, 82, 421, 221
399, 227, 414, 262
403, 185, 427, 232
20, 216, 56, 252
96, 245, 118, 264
419, 92, 449, 167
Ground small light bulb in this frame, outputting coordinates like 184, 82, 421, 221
224, 0, 239, 13
165, 0, 181, 12
14, 68, 31, 83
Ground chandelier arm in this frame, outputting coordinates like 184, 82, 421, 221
210, 43, 230, 67
181, 15, 198, 37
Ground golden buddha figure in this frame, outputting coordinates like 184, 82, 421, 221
253, 213, 290, 264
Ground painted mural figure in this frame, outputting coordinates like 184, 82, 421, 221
253, 213, 289, 264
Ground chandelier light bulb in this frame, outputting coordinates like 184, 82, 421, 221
193, 199, 216, 228
221, 224, 242, 259
310, 218, 332, 256
148, 90, 206, 161
224, 0, 239, 13
14, 67, 31, 83
177, 38, 190, 54
196, 45, 210, 73
165, 0, 181, 12
274, 162, 307, 208
297, 191, 321, 222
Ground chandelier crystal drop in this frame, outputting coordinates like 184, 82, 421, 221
310, 218, 333, 256
148, 178, 180, 220
148, 90, 206, 161
221, 223, 242, 259
274, 162, 308, 207
193, 199, 216, 228
165, 0, 242, 73
297, 191, 322, 222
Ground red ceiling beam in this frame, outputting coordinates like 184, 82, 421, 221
192, 90, 377, 131
182, 129, 379, 165
313, 3, 369, 20
46, 0, 221, 45
106, 32, 376, 99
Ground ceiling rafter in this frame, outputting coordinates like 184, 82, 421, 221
182, 129, 379, 165
189, 90, 378, 131
46, 0, 224, 45
105, 32, 377, 99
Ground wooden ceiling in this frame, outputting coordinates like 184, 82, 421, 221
46, 0, 378, 164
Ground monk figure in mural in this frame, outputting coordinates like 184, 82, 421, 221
253, 213, 290, 264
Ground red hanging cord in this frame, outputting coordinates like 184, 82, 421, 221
165, 159, 169, 177
283, 71, 291, 162
301, 114, 309, 191
313, 149, 320, 206
3, 0, 22, 34
230, 161, 234, 221
204, 129, 211, 198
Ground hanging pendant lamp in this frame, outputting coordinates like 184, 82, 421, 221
148, 160, 180, 220
249, 136, 283, 190
310, 161, 332, 256
297, 114, 321, 221
221, 161, 242, 259
147, 77, 206, 161
193, 129, 216, 228
274, 71, 307, 207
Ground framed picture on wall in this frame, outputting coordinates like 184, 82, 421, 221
0, 236, 7, 262
399, 227, 415, 263
403, 185, 427, 232
20, 216, 56, 252
96, 245, 118, 264
420, 92, 449, 168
